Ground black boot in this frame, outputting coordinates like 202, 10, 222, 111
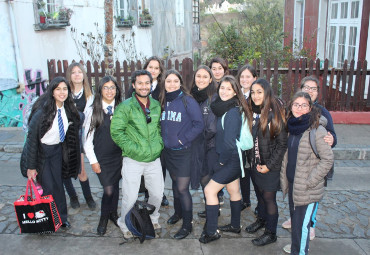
109, 211, 119, 227
97, 215, 109, 236
245, 217, 265, 233
251, 229, 277, 246
80, 179, 96, 210
70, 195, 80, 209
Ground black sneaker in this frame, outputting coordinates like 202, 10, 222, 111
241, 201, 251, 211
70, 196, 80, 209
218, 196, 224, 205
86, 196, 96, 210
161, 194, 169, 207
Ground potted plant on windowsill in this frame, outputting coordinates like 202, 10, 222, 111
39, 11, 46, 24
139, 9, 154, 27
116, 15, 134, 27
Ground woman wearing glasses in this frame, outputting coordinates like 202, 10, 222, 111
280, 91, 333, 254
159, 70, 204, 239
84, 76, 123, 236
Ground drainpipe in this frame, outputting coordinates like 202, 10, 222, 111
7, 0, 24, 85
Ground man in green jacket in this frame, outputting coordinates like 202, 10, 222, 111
111, 70, 164, 239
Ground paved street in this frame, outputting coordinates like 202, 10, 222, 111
0, 125, 369, 254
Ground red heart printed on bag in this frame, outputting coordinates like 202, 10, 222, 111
27, 212, 35, 219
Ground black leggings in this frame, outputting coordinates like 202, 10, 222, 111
101, 182, 119, 216
255, 186, 278, 233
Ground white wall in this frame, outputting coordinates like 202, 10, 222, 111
0, 2, 18, 89
2, 0, 153, 83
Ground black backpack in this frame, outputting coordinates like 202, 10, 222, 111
124, 200, 156, 243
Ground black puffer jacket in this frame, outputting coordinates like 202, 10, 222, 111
20, 107, 80, 182
251, 113, 288, 191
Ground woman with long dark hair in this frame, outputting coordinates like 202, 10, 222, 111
21, 76, 81, 229
159, 69, 204, 239
84, 76, 123, 235
236, 64, 258, 211
281, 92, 333, 254
189, 65, 218, 218
245, 78, 287, 246
64, 62, 96, 210
199, 75, 252, 244
143, 56, 165, 100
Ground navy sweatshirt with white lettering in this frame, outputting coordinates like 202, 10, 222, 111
161, 92, 204, 149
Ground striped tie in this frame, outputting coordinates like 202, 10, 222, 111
58, 109, 65, 142
107, 106, 113, 115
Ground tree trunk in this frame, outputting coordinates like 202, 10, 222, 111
104, 0, 114, 75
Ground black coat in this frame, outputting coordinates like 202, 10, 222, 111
20, 107, 81, 182
251, 114, 287, 191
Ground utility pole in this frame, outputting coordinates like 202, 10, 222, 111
104, 0, 114, 75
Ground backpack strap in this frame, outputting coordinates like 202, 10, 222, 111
130, 206, 147, 243
309, 128, 320, 159
221, 112, 226, 129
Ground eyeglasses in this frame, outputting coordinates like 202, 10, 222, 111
145, 108, 151, 124
103, 86, 116, 91
292, 103, 310, 110
303, 85, 318, 92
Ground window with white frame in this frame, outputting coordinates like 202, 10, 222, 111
294, 0, 305, 51
117, 0, 125, 17
176, 0, 185, 26
193, 0, 199, 24
327, 0, 362, 68
46, 0, 56, 14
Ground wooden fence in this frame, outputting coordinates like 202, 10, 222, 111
48, 58, 370, 112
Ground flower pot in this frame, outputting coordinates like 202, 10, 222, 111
40, 16, 46, 24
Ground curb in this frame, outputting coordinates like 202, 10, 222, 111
1, 142, 370, 160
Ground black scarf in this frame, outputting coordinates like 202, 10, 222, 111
191, 85, 209, 103
165, 89, 181, 102
251, 100, 262, 114
287, 113, 311, 135
210, 96, 238, 117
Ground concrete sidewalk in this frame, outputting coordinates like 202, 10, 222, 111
1, 124, 370, 160
0, 125, 369, 255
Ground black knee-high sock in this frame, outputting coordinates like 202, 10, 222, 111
230, 200, 241, 228
80, 179, 92, 199
182, 210, 193, 230
206, 204, 219, 235
63, 178, 77, 198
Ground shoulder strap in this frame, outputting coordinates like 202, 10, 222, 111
221, 112, 226, 129
309, 128, 320, 159
130, 207, 146, 243
181, 95, 187, 109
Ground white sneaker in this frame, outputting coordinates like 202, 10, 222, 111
153, 223, 162, 233
283, 244, 291, 254
123, 231, 133, 239
282, 218, 291, 229
310, 227, 315, 240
